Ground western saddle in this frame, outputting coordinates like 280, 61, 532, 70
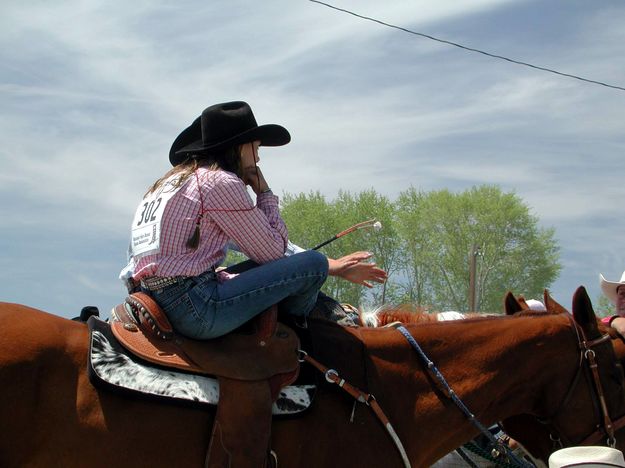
111, 292, 300, 468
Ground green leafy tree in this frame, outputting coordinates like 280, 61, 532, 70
280, 191, 339, 251
331, 189, 401, 306
395, 188, 439, 309
396, 185, 561, 312
280, 191, 348, 300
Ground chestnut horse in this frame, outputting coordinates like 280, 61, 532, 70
0, 286, 623, 467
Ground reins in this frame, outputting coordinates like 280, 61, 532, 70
577, 331, 620, 446
300, 351, 411, 468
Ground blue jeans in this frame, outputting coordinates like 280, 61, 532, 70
146, 250, 328, 339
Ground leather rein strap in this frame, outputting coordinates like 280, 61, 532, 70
300, 352, 411, 468
561, 316, 622, 447
393, 324, 533, 468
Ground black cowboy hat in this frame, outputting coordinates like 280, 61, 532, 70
169, 101, 290, 166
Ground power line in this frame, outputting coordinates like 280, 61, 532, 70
309, 0, 625, 93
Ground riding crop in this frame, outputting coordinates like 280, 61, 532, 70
311, 219, 382, 251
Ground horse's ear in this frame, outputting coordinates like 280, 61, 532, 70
572, 286, 600, 337
504, 291, 524, 316
544, 290, 568, 315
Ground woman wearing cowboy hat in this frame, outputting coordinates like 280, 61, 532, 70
120, 101, 385, 339
600, 271, 625, 336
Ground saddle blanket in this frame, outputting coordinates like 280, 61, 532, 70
88, 318, 315, 415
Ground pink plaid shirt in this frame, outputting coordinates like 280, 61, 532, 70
129, 168, 287, 281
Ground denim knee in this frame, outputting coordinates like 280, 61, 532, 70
299, 250, 329, 280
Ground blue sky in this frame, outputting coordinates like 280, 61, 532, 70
1, 0, 624, 319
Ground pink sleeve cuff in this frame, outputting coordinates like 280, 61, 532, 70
604, 315, 620, 326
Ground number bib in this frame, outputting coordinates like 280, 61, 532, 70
130, 176, 182, 256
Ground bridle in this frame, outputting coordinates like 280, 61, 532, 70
534, 314, 625, 449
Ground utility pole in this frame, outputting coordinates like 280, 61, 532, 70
468, 244, 480, 312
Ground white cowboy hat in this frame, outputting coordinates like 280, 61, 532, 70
525, 299, 547, 312
549, 446, 625, 467
600, 271, 625, 304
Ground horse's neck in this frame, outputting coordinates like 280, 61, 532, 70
314, 314, 576, 419
355, 314, 577, 462
411, 315, 575, 409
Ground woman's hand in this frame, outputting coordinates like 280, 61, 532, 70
327, 251, 388, 288
243, 166, 270, 195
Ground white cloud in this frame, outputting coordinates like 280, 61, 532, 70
1, 0, 624, 316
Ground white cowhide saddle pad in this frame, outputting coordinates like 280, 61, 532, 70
87, 317, 315, 415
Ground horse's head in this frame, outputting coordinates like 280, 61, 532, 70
503, 286, 625, 463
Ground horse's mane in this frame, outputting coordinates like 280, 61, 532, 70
515, 310, 553, 318
360, 304, 432, 327
361, 304, 504, 328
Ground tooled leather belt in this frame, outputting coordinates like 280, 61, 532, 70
140, 276, 187, 291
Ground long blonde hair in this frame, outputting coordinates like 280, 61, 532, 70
145, 147, 241, 197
